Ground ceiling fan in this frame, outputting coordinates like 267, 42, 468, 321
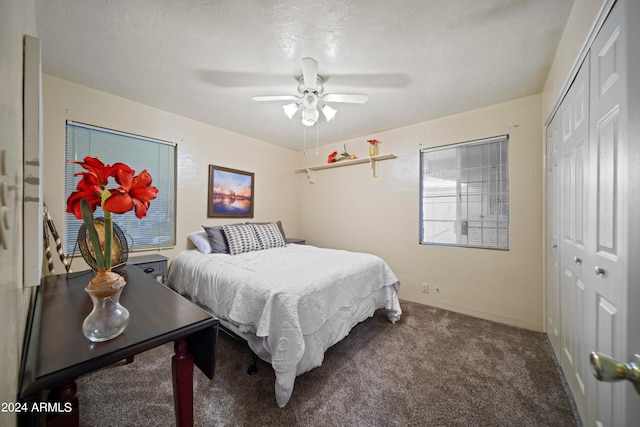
252, 57, 369, 126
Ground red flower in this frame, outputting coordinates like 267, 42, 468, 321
105, 169, 159, 219
66, 156, 159, 270
367, 139, 379, 145
66, 156, 157, 220
70, 156, 133, 188
66, 157, 134, 219
327, 151, 338, 163
66, 177, 114, 219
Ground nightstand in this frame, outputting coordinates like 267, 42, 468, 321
128, 254, 169, 283
286, 238, 305, 245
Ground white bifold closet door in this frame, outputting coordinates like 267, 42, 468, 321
545, 1, 639, 426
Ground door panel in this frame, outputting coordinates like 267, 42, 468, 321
575, 277, 586, 395
545, 114, 561, 353
596, 295, 617, 426
595, 108, 619, 258
561, 268, 575, 365
575, 142, 585, 247
563, 153, 572, 243
558, 54, 590, 416
588, 2, 626, 425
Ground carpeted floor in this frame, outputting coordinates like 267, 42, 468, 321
76, 301, 581, 426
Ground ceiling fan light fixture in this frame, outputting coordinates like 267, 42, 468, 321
283, 102, 299, 119
252, 57, 368, 133
321, 105, 337, 122
301, 107, 319, 126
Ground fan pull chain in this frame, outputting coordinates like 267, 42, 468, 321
303, 125, 307, 155
316, 121, 319, 155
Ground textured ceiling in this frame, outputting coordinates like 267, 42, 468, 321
34, 0, 573, 151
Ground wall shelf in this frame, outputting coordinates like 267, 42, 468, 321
294, 153, 397, 183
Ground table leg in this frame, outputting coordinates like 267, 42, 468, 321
47, 380, 78, 427
172, 338, 194, 427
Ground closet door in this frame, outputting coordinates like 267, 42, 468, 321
545, 1, 639, 425
545, 112, 561, 355
586, 2, 627, 425
559, 56, 590, 417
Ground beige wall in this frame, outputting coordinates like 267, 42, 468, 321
0, 1, 37, 425
42, 74, 299, 272
297, 94, 544, 331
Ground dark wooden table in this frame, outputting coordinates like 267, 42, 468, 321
19, 265, 218, 427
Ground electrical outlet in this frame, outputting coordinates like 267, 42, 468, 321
421, 283, 429, 293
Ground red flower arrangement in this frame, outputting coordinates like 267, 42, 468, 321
327, 151, 338, 163
367, 139, 379, 145
327, 145, 356, 164
66, 156, 159, 269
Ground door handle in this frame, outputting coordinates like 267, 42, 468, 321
594, 266, 606, 276
590, 352, 640, 394
552, 244, 558, 249
573, 257, 582, 264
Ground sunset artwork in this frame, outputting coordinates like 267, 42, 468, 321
208, 165, 254, 218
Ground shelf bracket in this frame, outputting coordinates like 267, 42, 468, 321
303, 168, 316, 184
370, 158, 378, 177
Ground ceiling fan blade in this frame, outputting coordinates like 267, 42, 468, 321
322, 93, 369, 104
301, 57, 318, 90
252, 95, 300, 102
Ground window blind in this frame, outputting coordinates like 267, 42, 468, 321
420, 135, 509, 250
64, 121, 176, 253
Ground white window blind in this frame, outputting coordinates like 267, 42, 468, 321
420, 135, 509, 250
64, 121, 176, 253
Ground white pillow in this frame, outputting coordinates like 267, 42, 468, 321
222, 224, 261, 255
187, 230, 212, 254
251, 223, 286, 250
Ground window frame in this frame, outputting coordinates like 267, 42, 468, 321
64, 121, 177, 254
419, 134, 510, 250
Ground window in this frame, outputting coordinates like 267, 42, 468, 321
420, 135, 509, 250
64, 121, 176, 253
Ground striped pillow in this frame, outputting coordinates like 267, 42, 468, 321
222, 224, 260, 255
251, 222, 286, 250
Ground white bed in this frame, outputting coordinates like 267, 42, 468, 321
167, 243, 402, 407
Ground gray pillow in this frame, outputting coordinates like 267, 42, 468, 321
202, 225, 234, 254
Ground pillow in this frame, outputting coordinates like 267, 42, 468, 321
202, 225, 231, 254
250, 223, 286, 250
221, 224, 261, 255
246, 220, 286, 241
187, 230, 212, 254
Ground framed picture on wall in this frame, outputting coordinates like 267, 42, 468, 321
207, 165, 254, 218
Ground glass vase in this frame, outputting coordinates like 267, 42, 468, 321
369, 142, 378, 157
82, 268, 129, 342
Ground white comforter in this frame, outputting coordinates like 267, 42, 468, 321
167, 244, 402, 407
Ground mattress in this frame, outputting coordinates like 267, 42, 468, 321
167, 244, 402, 407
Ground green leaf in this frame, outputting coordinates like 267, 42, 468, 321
80, 199, 105, 269
103, 210, 112, 269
